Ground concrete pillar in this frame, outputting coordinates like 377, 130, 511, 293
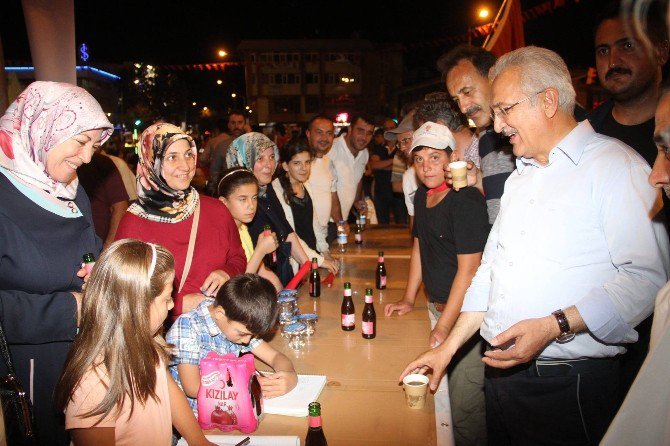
21, 0, 76, 84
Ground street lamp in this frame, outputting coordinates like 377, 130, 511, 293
218, 49, 227, 58
217, 79, 223, 85
231, 93, 237, 98
469, 6, 491, 45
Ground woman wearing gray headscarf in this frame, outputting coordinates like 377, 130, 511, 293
226, 132, 321, 285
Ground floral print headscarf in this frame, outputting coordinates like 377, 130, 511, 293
0, 81, 112, 213
128, 122, 199, 223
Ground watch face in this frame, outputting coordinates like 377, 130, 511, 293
556, 332, 576, 344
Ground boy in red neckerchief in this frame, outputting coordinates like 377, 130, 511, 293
385, 121, 490, 445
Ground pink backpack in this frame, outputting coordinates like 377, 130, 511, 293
197, 351, 262, 433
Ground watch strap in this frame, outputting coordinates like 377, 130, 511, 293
552, 309, 571, 335
552, 309, 575, 343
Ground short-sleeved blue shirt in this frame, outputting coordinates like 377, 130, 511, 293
166, 298, 262, 412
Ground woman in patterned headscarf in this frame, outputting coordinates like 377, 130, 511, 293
116, 122, 246, 318
226, 132, 331, 285
0, 81, 112, 445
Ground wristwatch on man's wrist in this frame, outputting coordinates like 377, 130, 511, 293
552, 309, 575, 344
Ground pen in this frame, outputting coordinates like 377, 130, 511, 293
235, 437, 251, 446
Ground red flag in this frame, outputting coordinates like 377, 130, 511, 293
485, 0, 526, 58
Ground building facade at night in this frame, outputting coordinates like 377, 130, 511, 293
238, 39, 403, 124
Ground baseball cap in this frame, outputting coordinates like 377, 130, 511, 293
384, 111, 415, 141
410, 121, 456, 152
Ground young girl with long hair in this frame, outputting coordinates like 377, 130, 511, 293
55, 239, 215, 446
218, 167, 283, 291
271, 137, 336, 273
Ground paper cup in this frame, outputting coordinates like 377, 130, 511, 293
449, 160, 468, 189
402, 374, 429, 409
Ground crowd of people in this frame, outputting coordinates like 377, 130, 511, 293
1, 0, 670, 444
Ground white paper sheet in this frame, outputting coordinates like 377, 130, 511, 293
262, 374, 327, 417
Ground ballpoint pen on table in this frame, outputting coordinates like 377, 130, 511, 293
234, 437, 251, 446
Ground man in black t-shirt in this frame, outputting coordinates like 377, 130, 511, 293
385, 121, 490, 446
589, 2, 668, 166
589, 1, 670, 408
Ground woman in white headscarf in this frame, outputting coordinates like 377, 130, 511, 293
0, 81, 113, 445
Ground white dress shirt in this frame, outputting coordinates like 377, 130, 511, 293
307, 155, 337, 227
462, 121, 669, 359
329, 135, 369, 219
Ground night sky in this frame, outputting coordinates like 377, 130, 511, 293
2, 0, 612, 71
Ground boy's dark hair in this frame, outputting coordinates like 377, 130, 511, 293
217, 167, 258, 198
214, 273, 278, 335
436, 44, 497, 80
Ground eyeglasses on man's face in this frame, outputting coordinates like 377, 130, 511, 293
490, 89, 547, 122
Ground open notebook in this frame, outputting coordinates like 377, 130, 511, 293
262, 374, 327, 417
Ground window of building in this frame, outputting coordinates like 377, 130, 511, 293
304, 52, 319, 62
305, 96, 320, 113
271, 96, 300, 114
305, 73, 319, 84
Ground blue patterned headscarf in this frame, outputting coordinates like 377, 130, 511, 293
226, 132, 278, 172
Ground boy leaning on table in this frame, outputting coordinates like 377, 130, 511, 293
166, 273, 298, 414
384, 121, 490, 446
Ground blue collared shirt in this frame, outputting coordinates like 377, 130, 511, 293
462, 121, 669, 359
166, 298, 262, 411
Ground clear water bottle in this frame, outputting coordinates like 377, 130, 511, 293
337, 220, 347, 253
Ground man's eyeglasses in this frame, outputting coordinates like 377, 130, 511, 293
490, 89, 546, 122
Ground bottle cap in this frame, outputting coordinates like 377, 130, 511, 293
308, 401, 321, 416
366, 288, 373, 295
344, 282, 351, 289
